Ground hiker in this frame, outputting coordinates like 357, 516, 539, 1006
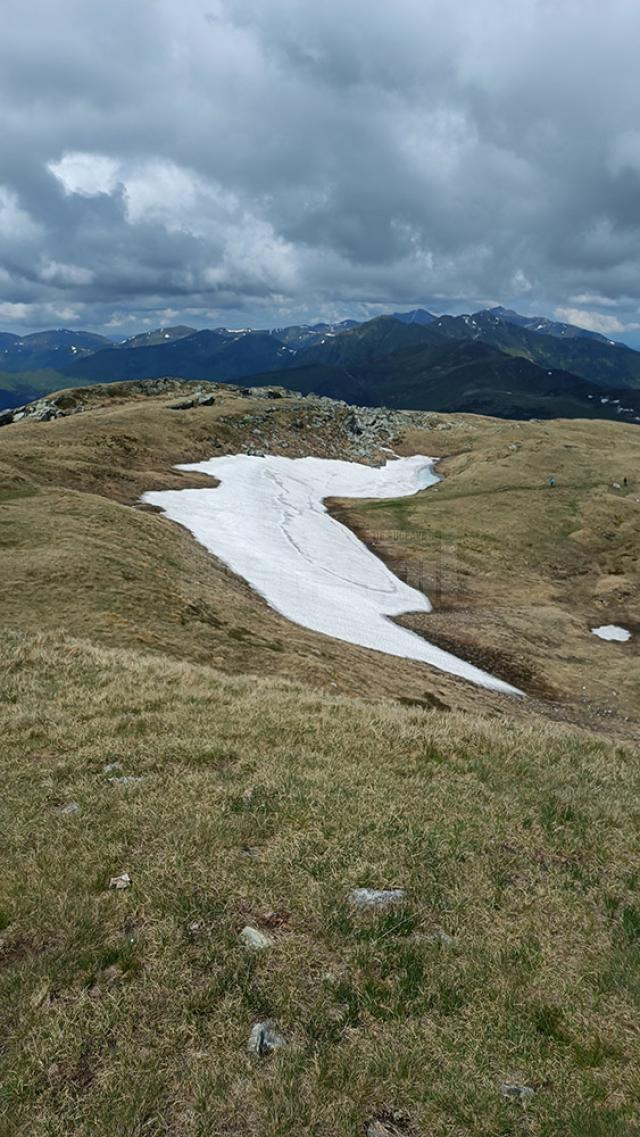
548, 476, 556, 487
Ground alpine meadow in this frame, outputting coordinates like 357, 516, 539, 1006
1, 3, 640, 1135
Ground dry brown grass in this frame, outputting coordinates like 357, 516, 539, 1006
1, 380, 638, 736
337, 416, 640, 735
1, 382, 640, 1134
0, 382, 541, 720
1, 630, 639, 1136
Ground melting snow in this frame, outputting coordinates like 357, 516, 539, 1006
143, 455, 521, 694
591, 625, 631, 642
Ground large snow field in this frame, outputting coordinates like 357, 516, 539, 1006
143, 454, 521, 695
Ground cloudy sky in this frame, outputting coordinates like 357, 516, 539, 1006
3, 0, 640, 342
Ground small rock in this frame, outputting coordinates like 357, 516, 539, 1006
242, 787, 255, 806
109, 872, 132, 891
56, 801, 80, 815
103, 762, 122, 774
240, 926, 273, 951
108, 776, 144, 786
47, 1062, 62, 1083
103, 964, 125, 984
349, 888, 406, 909
187, 920, 205, 937
429, 929, 457, 947
501, 1083, 535, 1103
366, 1108, 412, 1136
248, 1019, 286, 1056
31, 981, 51, 1008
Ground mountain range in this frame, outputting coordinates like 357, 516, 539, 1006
2, 306, 640, 424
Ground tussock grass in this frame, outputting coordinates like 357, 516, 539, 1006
1, 632, 639, 1135
340, 416, 640, 727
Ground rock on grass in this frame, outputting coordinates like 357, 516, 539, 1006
349, 888, 406, 909
109, 872, 132, 891
247, 1020, 285, 1056
240, 926, 273, 951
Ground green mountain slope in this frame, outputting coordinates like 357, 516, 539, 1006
59, 329, 295, 384
238, 340, 640, 424
429, 311, 640, 388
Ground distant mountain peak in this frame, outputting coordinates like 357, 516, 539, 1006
391, 308, 437, 326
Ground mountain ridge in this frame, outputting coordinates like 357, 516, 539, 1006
3, 306, 640, 421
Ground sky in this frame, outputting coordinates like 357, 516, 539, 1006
3, 0, 640, 344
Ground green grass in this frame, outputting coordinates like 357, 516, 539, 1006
1, 631, 639, 1136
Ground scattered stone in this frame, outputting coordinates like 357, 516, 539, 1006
103, 964, 125, 984
242, 787, 255, 807
108, 776, 144, 786
366, 1108, 413, 1136
240, 926, 274, 951
103, 762, 121, 774
109, 872, 132, 891
186, 920, 205, 938
56, 801, 80, 815
501, 1083, 535, 1104
428, 929, 457, 947
248, 1019, 286, 1056
47, 1062, 62, 1084
349, 888, 406, 909
169, 392, 216, 410
31, 981, 51, 1008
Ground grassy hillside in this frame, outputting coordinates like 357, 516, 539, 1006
242, 341, 640, 424
431, 313, 640, 389
0, 380, 638, 732
337, 416, 640, 729
1, 631, 639, 1136
0, 368, 68, 411
1, 380, 639, 1135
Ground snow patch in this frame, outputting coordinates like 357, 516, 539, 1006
143, 455, 521, 695
591, 624, 631, 642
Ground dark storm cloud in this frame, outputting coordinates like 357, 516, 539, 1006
2, 0, 640, 337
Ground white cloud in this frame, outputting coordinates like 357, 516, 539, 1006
3, 0, 640, 332
48, 152, 120, 197
554, 307, 640, 335
0, 187, 40, 240
39, 259, 94, 286
0, 301, 30, 321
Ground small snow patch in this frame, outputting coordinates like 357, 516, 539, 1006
591, 625, 631, 642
